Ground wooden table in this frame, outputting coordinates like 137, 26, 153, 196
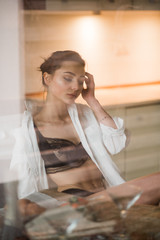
85, 200, 160, 240
25, 189, 160, 240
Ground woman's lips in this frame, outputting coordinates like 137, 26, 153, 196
67, 93, 77, 98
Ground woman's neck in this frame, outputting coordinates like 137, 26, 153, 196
36, 94, 70, 124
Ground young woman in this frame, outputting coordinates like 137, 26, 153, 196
10, 50, 127, 199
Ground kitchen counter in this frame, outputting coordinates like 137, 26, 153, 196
76, 83, 160, 108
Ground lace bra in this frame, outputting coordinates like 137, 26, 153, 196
34, 123, 90, 174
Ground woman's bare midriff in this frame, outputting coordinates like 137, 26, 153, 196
47, 158, 105, 193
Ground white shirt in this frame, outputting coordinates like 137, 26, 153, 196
10, 103, 126, 199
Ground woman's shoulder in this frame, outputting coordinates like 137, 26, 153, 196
24, 99, 44, 116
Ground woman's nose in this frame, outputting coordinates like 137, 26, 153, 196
71, 81, 79, 90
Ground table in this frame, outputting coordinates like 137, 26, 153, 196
85, 200, 160, 240
24, 190, 160, 240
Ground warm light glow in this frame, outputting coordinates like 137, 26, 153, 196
75, 16, 102, 43
80, 17, 97, 39
72, 15, 106, 75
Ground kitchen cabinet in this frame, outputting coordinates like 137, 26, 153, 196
24, 0, 160, 11
104, 102, 160, 181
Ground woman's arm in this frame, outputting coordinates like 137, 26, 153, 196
82, 72, 117, 129
82, 73, 127, 155
87, 172, 160, 206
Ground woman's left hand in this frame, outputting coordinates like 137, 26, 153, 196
81, 72, 96, 105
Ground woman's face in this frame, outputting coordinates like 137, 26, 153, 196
46, 61, 85, 105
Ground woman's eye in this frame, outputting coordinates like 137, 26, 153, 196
64, 77, 72, 82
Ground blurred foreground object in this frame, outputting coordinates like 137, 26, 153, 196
1, 181, 24, 240
25, 200, 115, 240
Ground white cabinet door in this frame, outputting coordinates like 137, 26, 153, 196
125, 147, 159, 181
126, 104, 160, 130
125, 104, 160, 180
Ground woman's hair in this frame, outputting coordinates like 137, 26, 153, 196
40, 50, 85, 86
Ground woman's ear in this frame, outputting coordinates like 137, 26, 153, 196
43, 72, 52, 86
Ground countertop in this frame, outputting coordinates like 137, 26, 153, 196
77, 84, 160, 108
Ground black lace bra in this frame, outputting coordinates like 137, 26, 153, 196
34, 123, 90, 174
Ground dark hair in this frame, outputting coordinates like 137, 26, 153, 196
40, 50, 85, 86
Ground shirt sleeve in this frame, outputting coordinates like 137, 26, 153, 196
10, 128, 38, 199
100, 116, 127, 155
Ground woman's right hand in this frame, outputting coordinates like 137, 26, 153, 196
81, 72, 97, 105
